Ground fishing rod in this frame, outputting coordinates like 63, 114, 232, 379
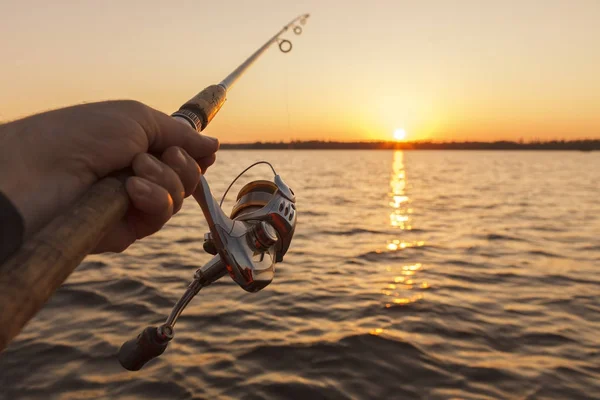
172, 13, 309, 131
0, 13, 308, 354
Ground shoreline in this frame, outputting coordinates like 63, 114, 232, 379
220, 141, 599, 151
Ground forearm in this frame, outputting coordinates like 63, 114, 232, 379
0, 116, 62, 239
0, 189, 24, 263
0, 120, 28, 261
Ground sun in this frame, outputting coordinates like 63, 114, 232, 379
393, 128, 407, 141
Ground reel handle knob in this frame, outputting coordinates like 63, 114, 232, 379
118, 326, 173, 371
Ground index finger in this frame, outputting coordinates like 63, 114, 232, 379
141, 104, 220, 160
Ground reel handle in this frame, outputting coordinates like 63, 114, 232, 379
118, 326, 173, 371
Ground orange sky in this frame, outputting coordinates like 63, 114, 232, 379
1, 0, 599, 142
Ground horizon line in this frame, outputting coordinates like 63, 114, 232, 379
220, 139, 600, 145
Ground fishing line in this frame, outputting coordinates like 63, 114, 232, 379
285, 59, 291, 134
219, 161, 278, 207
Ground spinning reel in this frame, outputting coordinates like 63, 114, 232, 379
118, 162, 297, 370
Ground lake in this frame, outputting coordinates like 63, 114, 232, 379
1, 150, 599, 399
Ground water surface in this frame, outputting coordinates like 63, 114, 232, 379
1, 150, 599, 399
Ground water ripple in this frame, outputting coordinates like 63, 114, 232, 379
1, 150, 599, 399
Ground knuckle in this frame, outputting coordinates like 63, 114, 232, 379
162, 146, 183, 162
117, 100, 156, 129
118, 99, 148, 112
167, 145, 183, 153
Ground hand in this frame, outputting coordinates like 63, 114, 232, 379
0, 100, 219, 253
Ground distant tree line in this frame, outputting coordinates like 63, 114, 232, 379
220, 140, 600, 151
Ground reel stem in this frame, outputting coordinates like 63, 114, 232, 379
164, 255, 227, 329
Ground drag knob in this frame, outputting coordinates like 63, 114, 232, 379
250, 221, 278, 251
118, 326, 173, 371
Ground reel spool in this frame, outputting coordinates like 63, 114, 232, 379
231, 180, 278, 218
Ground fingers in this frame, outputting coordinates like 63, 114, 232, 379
160, 146, 201, 196
132, 152, 186, 212
142, 104, 220, 161
92, 177, 173, 253
92, 146, 203, 253
197, 153, 217, 174
125, 177, 174, 239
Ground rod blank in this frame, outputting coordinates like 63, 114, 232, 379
220, 13, 309, 90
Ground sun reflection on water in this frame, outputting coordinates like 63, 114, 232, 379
389, 151, 412, 230
378, 151, 429, 313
